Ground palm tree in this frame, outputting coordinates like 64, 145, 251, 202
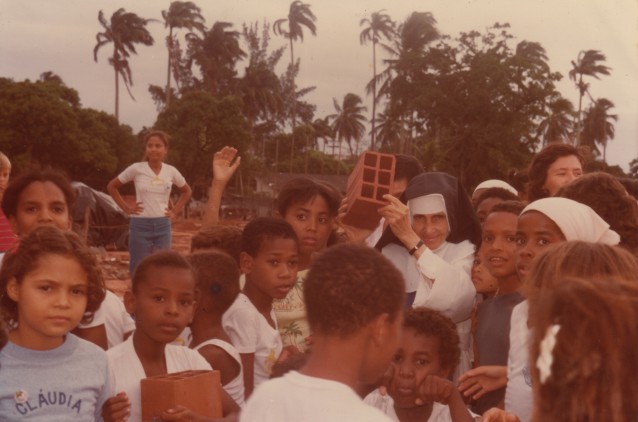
366, 12, 438, 154
162, 1, 206, 108
328, 93, 367, 159
538, 96, 575, 146
359, 10, 395, 151
372, 106, 409, 152
581, 98, 617, 161
93, 9, 154, 121
186, 22, 246, 96
568, 50, 611, 145
274, 1, 317, 171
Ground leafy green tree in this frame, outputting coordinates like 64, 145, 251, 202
359, 10, 395, 151
274, 1, 317, 169
629, 158, 638, 179
0, 77, 136, 187
381, 22, 564, 189
93, 8, 154, 121
162, 1, 206, 107
153, 91, 252, 191
328, 93, 367, 157
568, 50, 611, 144
581, 98, 617, 161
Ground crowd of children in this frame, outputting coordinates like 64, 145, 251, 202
0, 140, 637, 422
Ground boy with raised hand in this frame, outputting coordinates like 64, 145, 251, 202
240, 243, 405, 422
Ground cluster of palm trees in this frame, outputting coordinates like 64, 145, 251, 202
93, 1, 618, 178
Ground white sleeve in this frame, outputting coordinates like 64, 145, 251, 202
117, 163, 138, 184
224, 308, 258, 354
78, 299, 106, 328
169, 165, 187, 188
412, 248, 476, 323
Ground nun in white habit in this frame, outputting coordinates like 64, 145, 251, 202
376, 172, 482, 376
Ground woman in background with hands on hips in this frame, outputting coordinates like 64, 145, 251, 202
107, 130, 191, 274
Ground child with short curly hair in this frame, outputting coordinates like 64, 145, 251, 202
0, 226, 109, 420
365, 307, 476, 421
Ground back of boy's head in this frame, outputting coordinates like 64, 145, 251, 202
557, 172, 638, 254
524, 241, 638, 300
190, 225, 242, 264
394, 154, 424, 184
132, 250, 194, 293
487, 200, 525, 218
617, 177, 638, 200
241, 217, 298, 257
1, 167, 75, 218
304, 243, 405, 337
0, 226, 105, 325
187, 250, 240, 313
276, 177, 341, 218
530, 275, 638, 422
475, 187, 519, 210
404, 307, 460, 375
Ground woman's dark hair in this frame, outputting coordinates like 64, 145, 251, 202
143, 130, 169, 147
527, 143, 584, 202
1, 167, 75, 218
276, 177, 341, 218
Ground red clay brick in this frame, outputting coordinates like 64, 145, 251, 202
141, 370, 223, 421
342, 151, 395, 230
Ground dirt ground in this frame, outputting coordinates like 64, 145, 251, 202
101, 219, 212, 297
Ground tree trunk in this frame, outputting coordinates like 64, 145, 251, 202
337, 139, 342, 176
165, 27, 173, 108
575, 74, 584, 146
371, 39, 377, 151
114, 62, 119, 122
289, 37, 296, 174
304, 134, 309, 174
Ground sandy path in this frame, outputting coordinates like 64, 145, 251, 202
101, 219, 202, 297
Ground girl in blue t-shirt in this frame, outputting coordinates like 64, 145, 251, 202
0, 226, 111, 421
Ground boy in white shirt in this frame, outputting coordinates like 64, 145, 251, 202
241, 243, 405, 422
223, 217, 299, 399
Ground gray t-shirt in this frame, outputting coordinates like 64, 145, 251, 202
0, 333, 111, 421
474, 291, 524, 414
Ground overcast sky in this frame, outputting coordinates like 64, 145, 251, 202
1, 0, 636, 170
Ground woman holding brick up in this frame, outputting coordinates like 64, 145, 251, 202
376, 172, 481, 378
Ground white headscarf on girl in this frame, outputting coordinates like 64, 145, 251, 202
522, 197, 620, 245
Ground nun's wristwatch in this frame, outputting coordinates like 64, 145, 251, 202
408, 240, 425, 255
